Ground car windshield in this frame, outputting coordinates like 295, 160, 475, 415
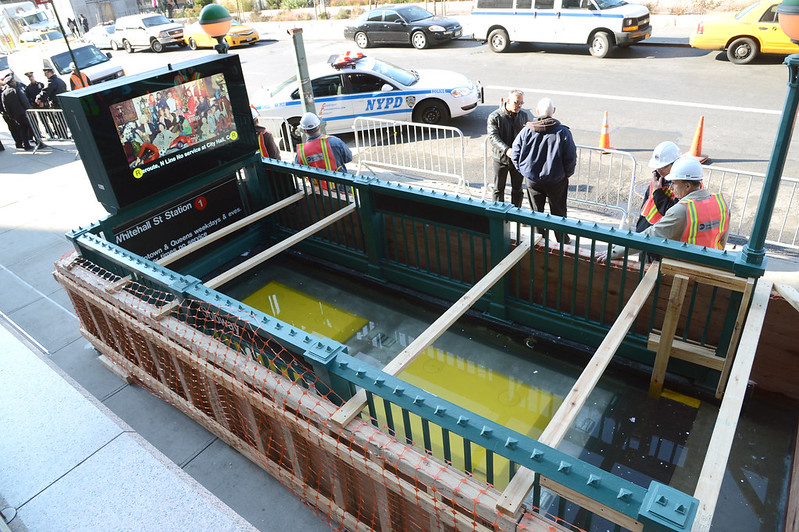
736, 2, 761, 19
272, 74, 297, 97
364, 57, 417, 86
0, 56, 8, 70
41, 30, 65, 40
142, 15, 171, 27
594, 0, 627, 8
396, 6, 434, 22
52, 46, 109, 74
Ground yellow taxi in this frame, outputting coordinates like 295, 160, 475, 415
183, 20, 259, 50
690, 1, 799, 64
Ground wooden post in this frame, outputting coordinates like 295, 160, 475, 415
497, 262, 660, 518
331, 240, 531, 427
648, 274, 689, 399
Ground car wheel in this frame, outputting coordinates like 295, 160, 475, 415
413, 99, 450, 125
727, 37, 758, 65
488, 28, 509, 53
354, 31, 369, 49
111, 40, 119, 51
123, 39, 134, 53
188, 38, 198, 50
589, 31, 611, 58
411, 31, 428, 50
151, 39, 164, 53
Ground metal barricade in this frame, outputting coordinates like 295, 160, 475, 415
701, 165, 799, 250
482, 140, 637, 229
353, 117, 469, 196
26, 108, 73, 154
257, 115, 295, 158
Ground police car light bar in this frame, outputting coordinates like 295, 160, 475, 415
328, 51, 365, 69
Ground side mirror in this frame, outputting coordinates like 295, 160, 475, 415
381, 83, 393, 92
106, 52, 112, 58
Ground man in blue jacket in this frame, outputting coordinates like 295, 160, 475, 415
511, 97, 577, 243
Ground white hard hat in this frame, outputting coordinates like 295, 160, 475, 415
648, 141, 681, 169
670, 157, 704, 181
299, 112, 321, 131
69, 62, 76, 70
250, 105, 259, 121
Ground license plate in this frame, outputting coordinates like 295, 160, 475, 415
455, 29, 462, 38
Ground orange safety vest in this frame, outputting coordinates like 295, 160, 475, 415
70, 71, 90, 90
680, 194, 729, 249
258, 132, 269, 158
640, 180, 676, 224
297, 135, 338, 171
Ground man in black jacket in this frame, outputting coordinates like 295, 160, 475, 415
38, 68, 67, 108
24, 72, 44, 106
1, 74, 33, 150
487, 90, 529, 207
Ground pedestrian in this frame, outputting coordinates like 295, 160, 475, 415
69, 62, 91, 90
294, 112, 352, 172
487, 89, 529, 207
1, 73, 34, 150
24, 72, 44, 106
635, 141, 681, 232
79, 14, 89, 34
252, 106, 279, 159
598, 157, 730, 262
511, 97, 577, 243
67, 18, 78, 36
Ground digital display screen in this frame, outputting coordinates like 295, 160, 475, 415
58, 55, 258, 214
110, 73, 238, 177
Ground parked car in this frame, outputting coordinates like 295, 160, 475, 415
183, 19, 258, 49
253, 52, 482, 144
17, 30, 73, 47
7, 42, 124, 85
690, 1, 799, 64
344, 5, 463, 50
114, 14, 185, 53
84, 23, 120, 50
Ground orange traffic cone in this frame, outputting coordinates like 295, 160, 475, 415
599, 110, 613, 153
689, 116, 709, 164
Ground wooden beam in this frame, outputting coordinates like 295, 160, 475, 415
157, 192, 304, 267
661, 259, 748, 292
691, 280, 772, 532
649, 274, 689, 399
648, 334, 723, 371
206, 203, 356, 289
539, 476, 644, 532
716, 278, 755, 398
330, 239, 532, 427
497, 261, 660, 517
775, 283, 799, 314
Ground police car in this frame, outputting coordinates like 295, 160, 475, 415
252, 52, 483, 139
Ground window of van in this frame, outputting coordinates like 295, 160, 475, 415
51, 46, 109, 74
142, 15, 171, 27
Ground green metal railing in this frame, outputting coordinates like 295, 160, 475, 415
66, 159, 763, 531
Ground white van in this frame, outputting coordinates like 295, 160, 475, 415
7, 42, 125, 85
470, 0, 651, 57
114, 14, 185, 53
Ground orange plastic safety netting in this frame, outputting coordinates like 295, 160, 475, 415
54, 252, 590, 532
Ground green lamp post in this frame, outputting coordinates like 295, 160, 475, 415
199, 3, 232, 54
736, 0, 799, 273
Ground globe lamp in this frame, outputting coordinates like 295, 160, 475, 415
778, 0, 799, 43
199, 3, 232, 54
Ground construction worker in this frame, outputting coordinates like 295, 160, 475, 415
294, 112, 352, 172
635, 141, 681, 232
251, 106, 279, 159
598, 157, 729, 262
69, 63, 91, 91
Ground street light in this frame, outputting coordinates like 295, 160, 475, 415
199, 3, 232, 54
736, 0, 799, 273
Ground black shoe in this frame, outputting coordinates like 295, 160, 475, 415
22, 144, 32, 151
15, 144, 24, 149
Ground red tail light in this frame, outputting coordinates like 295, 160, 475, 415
696, 22, 704, 35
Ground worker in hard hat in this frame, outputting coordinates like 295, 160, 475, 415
598, 157, 729, 262
69, 62, 90, 91
251, 106, 279, 159
294, 112, 352, 173
635, 141, 681, 232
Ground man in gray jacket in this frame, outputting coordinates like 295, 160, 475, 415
487, 90, 529, 207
